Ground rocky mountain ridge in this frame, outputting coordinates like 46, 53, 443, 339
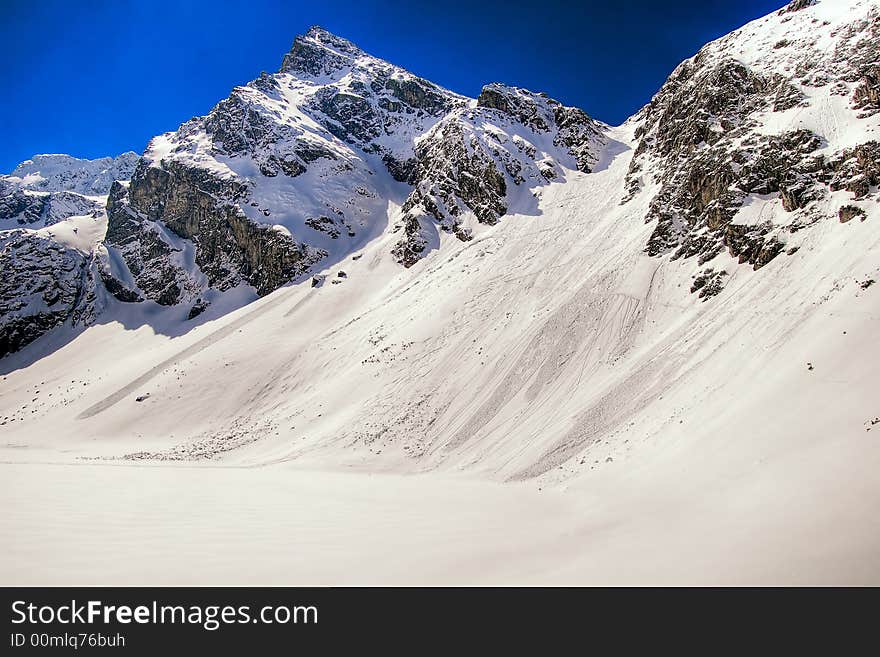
5, 152, 140, 196
1, 0, 878, 358
104, 26, 606, 309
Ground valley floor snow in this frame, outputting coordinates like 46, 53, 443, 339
3, 452, 878, 585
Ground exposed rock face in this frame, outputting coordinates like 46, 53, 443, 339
853, 65, 880, 114
690, 268, 728, 300
105, 180, 198, 306
625, 0, 880, 277
0, 231, 96, 357
0, 152, 140, 355
826, 141, 880, 198
107, 156, 328, 305
405, 119, 508, 230
132, 160, 323, 296
390, 214, 433, 268
281, 28, 357, 77
477, 84, 603, 173
839, 205, 867, 223
187, 297, 210, 320
0, 184, 102, 229
200, 89, 324, 178
779, 0, 817, 14
628, 57, 821, 268
392, 84, 605, 265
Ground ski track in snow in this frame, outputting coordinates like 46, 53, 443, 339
76, 288, 300, 420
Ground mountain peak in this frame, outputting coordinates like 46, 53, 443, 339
280, 26, 364, 76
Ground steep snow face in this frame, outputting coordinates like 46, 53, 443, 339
625, 0, 880, 295
5, 152, 140, 195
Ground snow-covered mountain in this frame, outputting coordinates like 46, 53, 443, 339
1, 152, 138, 230
6, 152, 140, 196
2, 0, 879, 585
1, 26, 605, 356
104, 26, 604, 308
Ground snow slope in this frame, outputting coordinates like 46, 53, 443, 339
1, 0, 879, 584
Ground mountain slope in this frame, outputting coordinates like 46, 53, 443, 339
3, 0, 878, 475
1, 0, 879, 585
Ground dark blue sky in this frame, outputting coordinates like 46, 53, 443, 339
1, 0, 785, 172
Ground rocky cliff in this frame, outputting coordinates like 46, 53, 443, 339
0, 229, 102, 357
0, 153, 140, 356
624, 0, 880, 297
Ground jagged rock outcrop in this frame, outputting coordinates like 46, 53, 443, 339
853, 65, 880, 114
477, 84, 603, 173
104, 180, 199, 306
391, 84, 605, 265
0, 152, 140, 355
690, 268, 728, 300
122, 159, 324, 298
839, 204, 867, 223
825, 141, 880, 198
390, 215, 434, 267
626, 0, 880, 276
0, 231, 97, 357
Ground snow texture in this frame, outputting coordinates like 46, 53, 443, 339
1, 0, 879, 585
